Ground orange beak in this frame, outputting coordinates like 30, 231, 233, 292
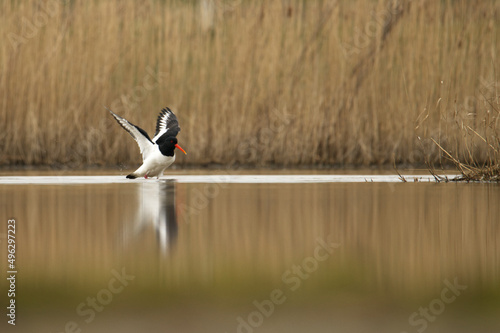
175, 144, 187, 155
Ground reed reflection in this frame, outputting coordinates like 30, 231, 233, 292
123, 180, 178, 256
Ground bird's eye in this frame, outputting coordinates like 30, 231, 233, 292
170, 140, 173, 143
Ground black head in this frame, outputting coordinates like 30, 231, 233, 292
156, 136, 187, 156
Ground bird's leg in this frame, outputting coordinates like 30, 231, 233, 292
144, 174, 148, 179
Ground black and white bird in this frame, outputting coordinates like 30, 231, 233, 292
107, 107, 187, 179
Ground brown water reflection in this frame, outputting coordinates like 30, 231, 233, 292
1, 178, 499, 332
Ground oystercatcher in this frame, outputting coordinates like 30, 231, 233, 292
107, 107, 187, 179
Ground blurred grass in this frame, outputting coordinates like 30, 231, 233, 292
0, 0, 499, 167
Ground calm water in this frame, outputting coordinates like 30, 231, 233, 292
1, 172, 499, 333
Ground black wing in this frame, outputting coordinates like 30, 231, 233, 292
152, 107, 181, 142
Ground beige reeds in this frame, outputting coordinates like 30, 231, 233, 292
426, 84, 500, 181
0, 1, 499, 167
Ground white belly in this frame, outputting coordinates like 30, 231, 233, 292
133, 151, 175, 178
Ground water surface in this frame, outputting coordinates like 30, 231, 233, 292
0, 173, 499, 332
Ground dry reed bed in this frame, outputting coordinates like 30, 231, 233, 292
427, 98, 500, 181
0, 0, 499, 167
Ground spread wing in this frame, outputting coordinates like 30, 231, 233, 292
106, 107, 155, 160
152, 107, 181, 143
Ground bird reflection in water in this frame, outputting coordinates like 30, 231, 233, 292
123, 180, 178, 256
